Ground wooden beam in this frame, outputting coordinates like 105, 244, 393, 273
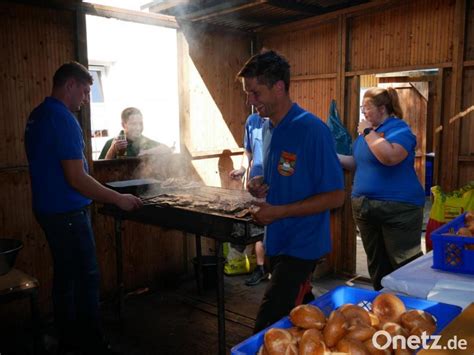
177, 30, 190, 157
345, 63, 452, 77
80, 2, 178, 28
291, 73, 337, 81
144, 0, 189, 13
191, 148, 245, 160
182, 0, 265, 22
445, 0, 467, 190
74, 8, 94, 175
459, 155, 474, 162
8, 0, 178, 28
464, 60, 474, 67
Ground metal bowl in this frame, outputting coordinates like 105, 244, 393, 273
0, 238, 23, 275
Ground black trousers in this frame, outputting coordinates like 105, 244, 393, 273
253, 255, 317, 333
352, 197, 423, 290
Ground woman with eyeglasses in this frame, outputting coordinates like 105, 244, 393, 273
338, 87, 425, 290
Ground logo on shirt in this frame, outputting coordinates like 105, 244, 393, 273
278, 151, 296, 176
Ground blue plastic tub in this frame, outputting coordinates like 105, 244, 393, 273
431, 212, 474, 275
230, 286, 462, 355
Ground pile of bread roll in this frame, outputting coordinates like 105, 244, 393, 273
257, 293, 437, 355
452, 211, 474, 237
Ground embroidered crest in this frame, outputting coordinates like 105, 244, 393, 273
278, 151, 297, 176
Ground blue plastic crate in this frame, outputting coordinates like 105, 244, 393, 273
230, 286, 462, 355
431, 212, 474, 275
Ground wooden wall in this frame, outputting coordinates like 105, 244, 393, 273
259, 21, 337, 119
0, 2, 77, 316
177, 23, 251, 188
257, 0, 473, 274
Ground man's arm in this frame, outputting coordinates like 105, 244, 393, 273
251, 189, 345, 225
61, 159, 142, 211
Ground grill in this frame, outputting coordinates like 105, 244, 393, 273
99, 180, 264, 355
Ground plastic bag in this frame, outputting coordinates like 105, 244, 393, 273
327, 99, 352, 155
223, 242, 256, 275
425, 181, 474, 250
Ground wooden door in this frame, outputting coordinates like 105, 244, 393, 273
378, 82, 428, 186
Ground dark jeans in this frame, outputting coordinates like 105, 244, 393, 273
35, 207, 101, 347
352, 197, 423, 291
253, 255, 316, 333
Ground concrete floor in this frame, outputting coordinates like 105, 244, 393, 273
0, 272, 373, 355
1, 200, 431, 355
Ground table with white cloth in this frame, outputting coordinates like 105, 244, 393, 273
381, 251, 474, 309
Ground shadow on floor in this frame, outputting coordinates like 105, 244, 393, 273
0, 274, 373, 355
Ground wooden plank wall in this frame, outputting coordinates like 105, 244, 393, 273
0, 2, 77, 316
177, 24, 251, 188
257, 0, 472, 274
260, 21, 338, 119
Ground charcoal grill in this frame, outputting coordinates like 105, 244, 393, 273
99, 184, 264, 355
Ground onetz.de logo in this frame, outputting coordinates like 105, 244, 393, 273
372, 330, 468, 351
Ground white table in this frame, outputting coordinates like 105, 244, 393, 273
381, 251, 474, 309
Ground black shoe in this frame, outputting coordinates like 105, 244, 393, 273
245, 266, 269, 286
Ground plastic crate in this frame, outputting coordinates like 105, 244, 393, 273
230, 286, 462, 355
431, 212, 474, 275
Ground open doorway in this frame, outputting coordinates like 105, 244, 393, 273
86, 14, 180, 160
355, 70, 438, 278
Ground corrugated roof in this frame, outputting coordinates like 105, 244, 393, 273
143, 0, 370, 32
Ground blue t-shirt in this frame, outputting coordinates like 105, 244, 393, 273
244, 113, 265, 178
263, 104, 345, 260
352, 116, 425, 207
25, 97, 92, 214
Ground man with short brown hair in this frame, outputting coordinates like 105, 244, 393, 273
25, 61, 142, 354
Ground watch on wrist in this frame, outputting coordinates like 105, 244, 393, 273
363, 127, 374, 137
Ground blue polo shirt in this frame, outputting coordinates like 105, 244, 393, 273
352, 116, 425, 207
264, 104, 344, 260
244, 113, 266, 178
25, 97, 91, 214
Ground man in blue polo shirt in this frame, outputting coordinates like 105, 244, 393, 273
25, 62, 142, 354
237, 50, 345, 332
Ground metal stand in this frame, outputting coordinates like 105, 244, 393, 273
114, 217, 124, 319
195, 234, 203, 295
216, 241, 226, 355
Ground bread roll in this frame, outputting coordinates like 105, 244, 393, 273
368, 312, 381, 329
299, 329, 327, 355
457, 227, 473, 236
345, 324, 377, 342
287, 327, 305, 344
400, 310, 436, 334
323, 310, 348, 347
364, 338, 391, 355
340, 304, 371, 326
382, 322, 409, 338
372, 294, 406, 324
290, 304, 326, 330
264, 328, 294, 355
465, 211, 474, 224
257, 344, 268, 355
337, 338, 370, 355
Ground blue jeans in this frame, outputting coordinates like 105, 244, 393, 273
35, 206, 101, 344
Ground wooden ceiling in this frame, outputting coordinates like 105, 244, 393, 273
142, 0, 370, 32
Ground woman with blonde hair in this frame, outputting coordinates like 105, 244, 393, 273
339, 87, 425, 290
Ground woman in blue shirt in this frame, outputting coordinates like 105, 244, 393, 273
339, 87, 425, 290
